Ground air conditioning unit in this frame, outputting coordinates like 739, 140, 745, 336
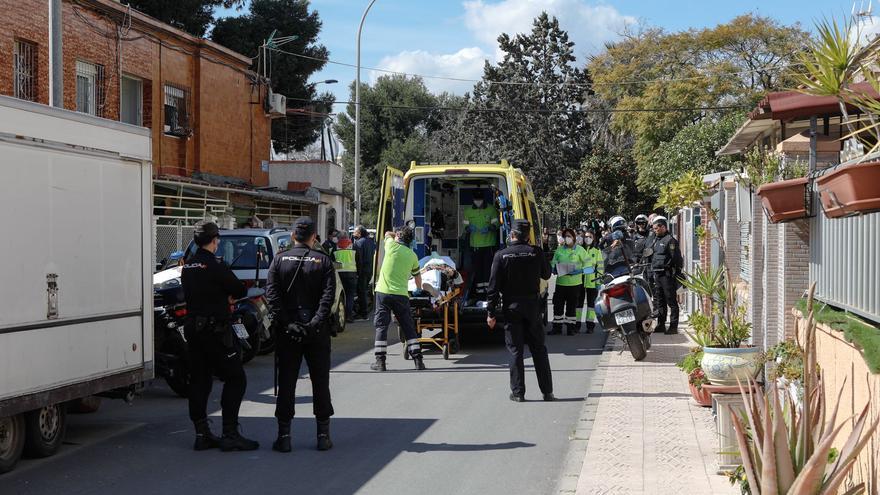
268, 92, 287, 117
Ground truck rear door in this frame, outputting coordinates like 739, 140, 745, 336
372, 166, 405, 282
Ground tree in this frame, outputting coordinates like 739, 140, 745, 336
211, 0, 332, 153
639, 111, 746, 189
127, 0, 242, 37
432, 13, 593, 214
570, 147, 654, 221
589, 14, 809, 180
335, 75, 441, 225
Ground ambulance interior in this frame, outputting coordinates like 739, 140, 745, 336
404, 174, 511, 306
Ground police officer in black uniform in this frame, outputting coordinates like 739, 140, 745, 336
649, 216, 683, 334
181, 221, 259, 452
599, 216, 635, 278
632, 214, 650, 266
487, 219, 554, 403
266, 217, 337, 453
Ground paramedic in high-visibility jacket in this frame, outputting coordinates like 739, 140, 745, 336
462, 191, 499, 300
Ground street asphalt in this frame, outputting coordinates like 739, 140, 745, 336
2, 319, 606, 495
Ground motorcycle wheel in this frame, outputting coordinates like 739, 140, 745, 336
641, 331, 652, 350
165, 373, 190, 398
623, 324, 647, 361
258, 325, 276, 355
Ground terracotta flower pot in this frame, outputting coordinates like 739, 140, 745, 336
689, 383, 712, 407
755, 177, 810, 223
816, 161, 880, 218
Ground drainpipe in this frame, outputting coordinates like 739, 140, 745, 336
809, 116, 817, 173
49, 0, 63, 107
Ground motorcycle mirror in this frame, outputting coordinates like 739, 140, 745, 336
643, 247, 653, 257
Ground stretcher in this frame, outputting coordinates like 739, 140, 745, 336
401, 286, 462, 360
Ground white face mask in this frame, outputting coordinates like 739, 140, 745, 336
556, 235, 564, 245
565, 237, 575, 246
576, 236, 584, 244
331, 237, 338, 243
585, 236, 594, 245
473, 199, 484, 207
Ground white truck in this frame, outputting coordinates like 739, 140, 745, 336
0, 96, 153, 473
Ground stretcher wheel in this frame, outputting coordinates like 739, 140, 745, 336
443, 344, 450, 360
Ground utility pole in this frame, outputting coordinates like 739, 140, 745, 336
354, 0, 378, 226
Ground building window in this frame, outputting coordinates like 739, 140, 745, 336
76, 60, 104, 116
120, 75, 143, 126
163, 84, 190, 136
13, 40, 37, 101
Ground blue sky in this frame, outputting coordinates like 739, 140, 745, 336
220, 0, 866, 110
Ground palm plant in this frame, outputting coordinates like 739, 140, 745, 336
730, 285, 880, 494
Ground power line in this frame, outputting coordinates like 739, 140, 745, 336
286, 96, 746, 114
268, 46, 802, 88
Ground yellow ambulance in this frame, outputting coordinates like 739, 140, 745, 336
373, 160, 547, 326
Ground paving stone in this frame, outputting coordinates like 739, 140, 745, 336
574, 330, 737, 495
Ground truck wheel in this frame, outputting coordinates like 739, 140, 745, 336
23, 404, 67, 458
0, 414, 25, 473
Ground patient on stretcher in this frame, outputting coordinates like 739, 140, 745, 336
408, 252, 464, 300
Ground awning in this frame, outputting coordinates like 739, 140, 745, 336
716, 117, 776, 156
751, 82, 879, 121
154, 175, 322, 205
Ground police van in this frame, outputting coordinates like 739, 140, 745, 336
374, 160, 546, 326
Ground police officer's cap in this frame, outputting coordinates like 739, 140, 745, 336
193, 221, 220, 246
511, 219, 531, 237
293, 216, 317, 237
652, 216, 668, 227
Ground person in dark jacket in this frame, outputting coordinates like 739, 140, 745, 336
181, 221, 258, 452
353, 225, 377, 319
487, 219, 554, 402
322, 229, 339, 256
649, 216, 683, 334
266, 217, 337, 453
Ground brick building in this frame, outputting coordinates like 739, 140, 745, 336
1, 0, 319, 262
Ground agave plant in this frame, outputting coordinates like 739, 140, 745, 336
730, 285, 880, 494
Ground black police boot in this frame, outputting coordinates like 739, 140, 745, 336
272, 420, 292, 453
193, 419, 221, 451
585, 323, 595, 334
413, 355, 427, 370
370, 355, 387, 372
316, 419, 333, 451
665, 326, 679, 335
543, 393, 556, 402
509, 393, 525, 402
220, 423, 260, 452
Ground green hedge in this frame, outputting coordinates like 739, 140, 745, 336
796, 299, 880, 374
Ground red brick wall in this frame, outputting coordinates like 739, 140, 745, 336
0, 0, 49, 104
0, 0, 271, 186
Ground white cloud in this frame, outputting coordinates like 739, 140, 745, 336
371, 1, 635, 95
463, 0, 636, 59
372, 47, 490, 94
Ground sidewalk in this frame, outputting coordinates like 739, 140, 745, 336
564, 328, 736, 495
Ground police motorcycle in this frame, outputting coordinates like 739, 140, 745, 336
153, 268, 191, 397
594, 248, 656, 361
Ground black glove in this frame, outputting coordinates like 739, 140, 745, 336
284, 322, 308, 343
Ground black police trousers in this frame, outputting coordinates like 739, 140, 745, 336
275, 334, 335, 423
356, 270, 373, 316
503, 299, 553, 396
653, 272, 680, 332
185, 325, 247, 427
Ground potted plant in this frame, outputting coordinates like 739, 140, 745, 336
676, 347, 711, 406
745, 147, 812, 224
681, 266, 761, 386
816, 160, 880, 218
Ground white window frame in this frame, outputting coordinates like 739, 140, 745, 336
163, 84, 190, 136
120, 74, 143, 126
76, 60, 100, 116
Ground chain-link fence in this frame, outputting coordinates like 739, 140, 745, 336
154, 223, 196, 270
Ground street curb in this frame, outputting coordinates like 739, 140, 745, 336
554, 332, 615, 495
